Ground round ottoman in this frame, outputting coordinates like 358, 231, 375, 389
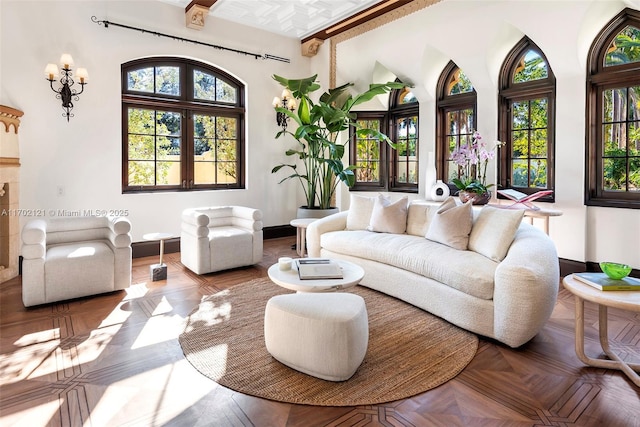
264, 292, 368, 381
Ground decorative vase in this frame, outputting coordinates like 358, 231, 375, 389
430, 180, 450, 202
458, 190, 491, 205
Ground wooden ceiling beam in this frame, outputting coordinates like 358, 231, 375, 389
301, 0, 413, 43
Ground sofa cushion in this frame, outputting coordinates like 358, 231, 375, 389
469, 206, 525, 261
425, 197, 473, 250
406, 202, 434, 237
367, 195, 408, 234
320, 230, 496, 300
346, 194, 376, 230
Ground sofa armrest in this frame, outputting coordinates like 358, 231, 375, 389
493, 223, 560, 347
306, 211, 348, 258
21, 219, 47, 260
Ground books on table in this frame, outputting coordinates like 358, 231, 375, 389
497, 189, 554, 209
573, 272, 640, 291
296, 259, 343, 280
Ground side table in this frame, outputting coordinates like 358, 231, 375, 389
143, 232, 173, 281
290, 218, 316, 257
562, 274, 640, 386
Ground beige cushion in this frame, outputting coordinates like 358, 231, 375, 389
425, 197, 473, 250
367, 195, 408, 234
346, 194, 376, 230
469, 206, 525, 261
406, 202, 434, 237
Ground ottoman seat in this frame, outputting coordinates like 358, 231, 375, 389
264, 292, 368, 381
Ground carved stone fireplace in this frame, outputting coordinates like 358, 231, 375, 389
0, 105, 24, 284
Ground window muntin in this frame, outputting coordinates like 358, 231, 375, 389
445, 110, 475, 183
448, 68, 474, 95
600, 87, 640, 191
122, 57, 244, 193
587, 8, 640, 207
394, 115, 418, 185
498, 38, 555, 201
510, 98, 549, 188
354, 117, 383, 184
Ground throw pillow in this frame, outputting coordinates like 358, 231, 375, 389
367, 194, 408, 234
468, 205, 525, 261
346, 194, 376, 230
425, 197, 473, 250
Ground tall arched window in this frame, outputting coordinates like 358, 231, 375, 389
586, 8, 640, 208
498, 37, 556, 201
436, 61, 477, 190
350, 84, 418, 192
389, 87, 419, 191
122, 57, 245, 193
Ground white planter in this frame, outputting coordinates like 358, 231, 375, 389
430, 180, 450, 202
296, 206, 339, 219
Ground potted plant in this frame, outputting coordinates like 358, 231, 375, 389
450, 130, 503, 205
271, 74, 404, 214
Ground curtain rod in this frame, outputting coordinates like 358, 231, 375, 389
90, 16, 290, 63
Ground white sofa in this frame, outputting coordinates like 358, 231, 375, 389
306, 196, 560, 348
21, 216, 132, 307
180, 206, 263, 274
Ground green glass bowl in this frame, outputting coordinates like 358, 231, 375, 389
599, 262, 632, 280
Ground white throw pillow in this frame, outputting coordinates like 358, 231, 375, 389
346, 194, 376, 230
425, 197, 473, 250
367, 195, 408, 234
468, 205, 525, 261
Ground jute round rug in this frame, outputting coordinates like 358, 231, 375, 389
179, 278, 478, 406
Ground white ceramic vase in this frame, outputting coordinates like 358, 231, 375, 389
430, 180, 450, 202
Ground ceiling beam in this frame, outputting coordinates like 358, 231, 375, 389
185, 0, 218, 11
301, 0, 413, 43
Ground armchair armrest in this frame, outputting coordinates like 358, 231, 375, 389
306, 211, 348, 258
21, 219, 47, 260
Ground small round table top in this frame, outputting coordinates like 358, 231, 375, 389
268, 258, 364, 293
563, 274, 640, 312
290, 218, 317, 228
143, 232, 174, 241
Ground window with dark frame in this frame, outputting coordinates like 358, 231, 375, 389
436, 61, 477, 193
498, 37, 556, 202
586, 8, 640, 208
350, 85, 419, 193
121, 57, 245, 193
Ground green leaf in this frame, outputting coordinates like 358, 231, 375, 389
273, 74, 321, 97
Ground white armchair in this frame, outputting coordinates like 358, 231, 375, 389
180, 206, 263, 274
20, 216, 132, 307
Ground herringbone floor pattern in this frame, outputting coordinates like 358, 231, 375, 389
0, 237, 638, 426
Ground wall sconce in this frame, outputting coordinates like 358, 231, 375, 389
272, 89, 296, 131
45, 54, 88, 122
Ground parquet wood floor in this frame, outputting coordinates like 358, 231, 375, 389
1, 237, 639, 426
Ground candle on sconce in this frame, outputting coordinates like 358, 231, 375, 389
44, 63, 58, 80
76, 68, 89, 83
59, 53, 74, 69
281, 89, 292, 100
272, 97, 281, 107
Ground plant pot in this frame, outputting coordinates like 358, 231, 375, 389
296, 206, 339, 219
458, 190, 491, 205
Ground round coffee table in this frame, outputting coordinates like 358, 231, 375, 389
268, 258, 364, 293
562, 274, 640, 386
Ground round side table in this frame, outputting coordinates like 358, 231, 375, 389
290, 218, 317, 257
143, 232, 173, 281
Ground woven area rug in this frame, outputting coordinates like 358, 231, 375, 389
179, 278, 478, 406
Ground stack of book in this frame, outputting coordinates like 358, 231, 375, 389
296, 259, 343, 280
573, 272, 640, 291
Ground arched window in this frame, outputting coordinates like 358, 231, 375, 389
389, 86, 419, 191
121, 57, 245, 193
498, 37, 556, 201
586, 8, 640, 208
436, 61, 477, 190
350, 83, 418, 192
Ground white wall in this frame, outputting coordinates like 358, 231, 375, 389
0, 0, 311, 241
334, 0, 640, 268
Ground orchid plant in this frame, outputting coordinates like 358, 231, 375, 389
450, 130, 503, 194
